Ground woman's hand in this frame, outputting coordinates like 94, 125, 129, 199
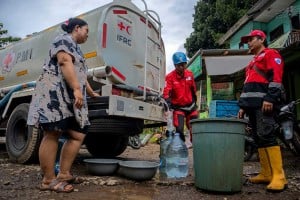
86, 80, 100, 98
73, 88, 83, 109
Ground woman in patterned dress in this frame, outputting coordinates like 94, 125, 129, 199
27, 18, 99, 193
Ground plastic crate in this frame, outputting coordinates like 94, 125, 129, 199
209, 100, 239, 118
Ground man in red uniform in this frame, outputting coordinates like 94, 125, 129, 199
163, 52, 198, 143
238, 30, 287, 192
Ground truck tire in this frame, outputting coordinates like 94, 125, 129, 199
85, 117, 143, 157
128, 135, 142, 149
6, 103, 42, 164
88, 118, 143, 134
84, 134, 129, 157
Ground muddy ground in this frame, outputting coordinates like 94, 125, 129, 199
0, 142, 299, 200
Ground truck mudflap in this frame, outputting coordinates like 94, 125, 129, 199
88, 95, 164, 122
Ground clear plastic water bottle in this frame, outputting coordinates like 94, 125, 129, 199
55, 137, 66, 175
165, 132, 189, 178
159, 131, 173, 177
54, 162, 60, 175
166, 110, 175, 133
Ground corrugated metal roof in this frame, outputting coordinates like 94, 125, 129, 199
187, 49, 253, 81
204, 55, 252, 76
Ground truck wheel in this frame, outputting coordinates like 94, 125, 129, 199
6, 103, 42, 164
88, 118, 143, 134
84, 134, 129, 157
85, 117, 143, 157
128, 135, 142, 149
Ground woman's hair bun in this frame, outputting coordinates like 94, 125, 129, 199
61, 18, 87, 33
61, 23, 69, 32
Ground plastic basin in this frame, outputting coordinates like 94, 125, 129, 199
84, 158, 120, 176
118, 160, 159, 181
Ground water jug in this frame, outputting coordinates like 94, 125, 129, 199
159, 132, 173, 177
55, 137, 66, 175
165, 132, 189, 178
54, 162, 60, 175
166, 110, 175, 133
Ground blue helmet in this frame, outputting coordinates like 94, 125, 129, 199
172, 52, 187, 65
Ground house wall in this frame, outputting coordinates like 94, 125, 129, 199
295, 0, 300, 11
230, 0, 300, 49
267, 12, 291, 41
230, 22, 267, 49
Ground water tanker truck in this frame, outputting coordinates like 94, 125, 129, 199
0, 0, 166, 163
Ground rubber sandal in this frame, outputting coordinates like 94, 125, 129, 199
52, 181, 74, 193
39, 179, 58, 191
66, 176, 85, 184
39, 179, 74, 193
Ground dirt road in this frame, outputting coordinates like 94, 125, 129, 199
0, 143, 299, 200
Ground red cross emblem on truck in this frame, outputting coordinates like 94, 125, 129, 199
117, 22, 131, 35
2, 52, 15, 73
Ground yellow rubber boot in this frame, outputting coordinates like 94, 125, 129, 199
249, 148, 272, 184
266, 146, 288, 192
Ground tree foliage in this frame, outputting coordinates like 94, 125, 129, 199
0, 23, 21, 48
184, 0, 258, 58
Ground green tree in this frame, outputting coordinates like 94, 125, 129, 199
0, 23, 21, 48
184, 0, 258, 58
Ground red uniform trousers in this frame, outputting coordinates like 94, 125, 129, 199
173, 109, 199, 142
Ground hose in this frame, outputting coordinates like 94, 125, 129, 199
0, 81, 36, 109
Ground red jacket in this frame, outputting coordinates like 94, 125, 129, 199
163, 69, 197, 107
239, 48, 284, 108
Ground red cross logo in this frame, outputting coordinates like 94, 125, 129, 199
117, 21, 131, 35
118, 22, 125, 31
2, 52, 15, 73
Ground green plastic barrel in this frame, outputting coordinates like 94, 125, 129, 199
191, 118, 246, 193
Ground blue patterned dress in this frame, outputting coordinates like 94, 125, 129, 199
27, 34, 89, 131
